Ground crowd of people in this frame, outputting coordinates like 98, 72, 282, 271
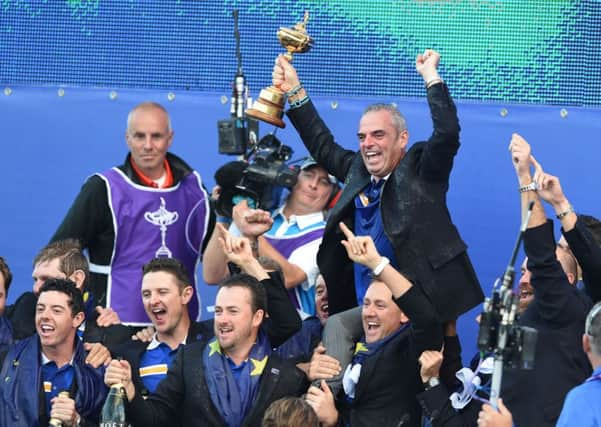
0, 49, 599, 427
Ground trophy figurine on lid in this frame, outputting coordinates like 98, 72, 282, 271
246, 11, 313, 128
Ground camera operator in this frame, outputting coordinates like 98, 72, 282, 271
203, 157, 337, 318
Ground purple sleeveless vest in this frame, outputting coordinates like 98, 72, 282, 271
263, 228, 324, 310
97, 168, 210, 325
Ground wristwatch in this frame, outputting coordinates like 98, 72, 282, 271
423, 377, 440, 390
518, 182, 538, 193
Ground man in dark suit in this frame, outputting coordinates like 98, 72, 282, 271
272, 49, 482, 322
105, 236, 306, 427
306, 224, 442, 427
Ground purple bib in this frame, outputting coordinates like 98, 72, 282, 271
98, 168, 210, 325
264, 228, 324, 309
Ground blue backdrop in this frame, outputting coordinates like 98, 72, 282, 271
1, 0, 600, 361
1, 86, 599, 359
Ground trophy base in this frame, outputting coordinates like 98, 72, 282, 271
246, 108, 285, 128
246, 86, 286, 128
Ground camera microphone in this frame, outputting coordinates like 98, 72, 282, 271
218, 10, 258, 155
231, 9, 246, 120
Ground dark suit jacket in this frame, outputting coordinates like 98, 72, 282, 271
562, 216, 601, 302
287, 83, 483, 320
338, 286, 442, 427
127, 341, 309, 427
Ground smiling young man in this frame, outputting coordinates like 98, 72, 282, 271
51, 102, 213, 325
0, 279, 106, 426
110, 257, 211, 396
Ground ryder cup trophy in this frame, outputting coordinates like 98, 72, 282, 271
246, 11, 313, 128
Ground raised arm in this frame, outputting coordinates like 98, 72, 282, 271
415, 50, 461, 183
339, 222, 442, 351
510, 134, 590, 325
509, 133, 546, 229
219, 226, 302, 347
529, 160, 601, 302
273, 55, 355, 181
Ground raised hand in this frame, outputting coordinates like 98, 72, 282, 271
419, 350, 443, 383
232, 199, 273, 238
339, 222, 381, 270
272, 54, 301, 93
530, 156, 568, 207
508, 133, 533, 181
415, 49, 441, 82
220, 233, 255, 266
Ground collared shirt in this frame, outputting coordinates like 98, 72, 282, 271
139, 333, 185, 393
557, 365, 601, 426
226, 357, 249, 385
270, 207, 326, 237
353, 176, 398, 305
41, 352, 75, 416
267, 205, 326, 318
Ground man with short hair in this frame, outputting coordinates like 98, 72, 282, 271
306, 224, 442, 427
557, 301, 601, 425
105, 273, 307, 427
112, 257, 208, 396
52, 102, 214, 325
0, 279, 107, 426
272, 49, 482, 322
204, 157, 337, 318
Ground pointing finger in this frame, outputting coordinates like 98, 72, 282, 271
339, 222, 355, 240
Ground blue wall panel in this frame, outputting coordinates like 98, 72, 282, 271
1, 86, 599, 359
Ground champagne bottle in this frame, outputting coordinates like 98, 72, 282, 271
49, 391, 71, 427
100, 383, 128, 427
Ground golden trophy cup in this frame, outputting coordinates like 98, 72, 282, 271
246, 11, 313, 128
